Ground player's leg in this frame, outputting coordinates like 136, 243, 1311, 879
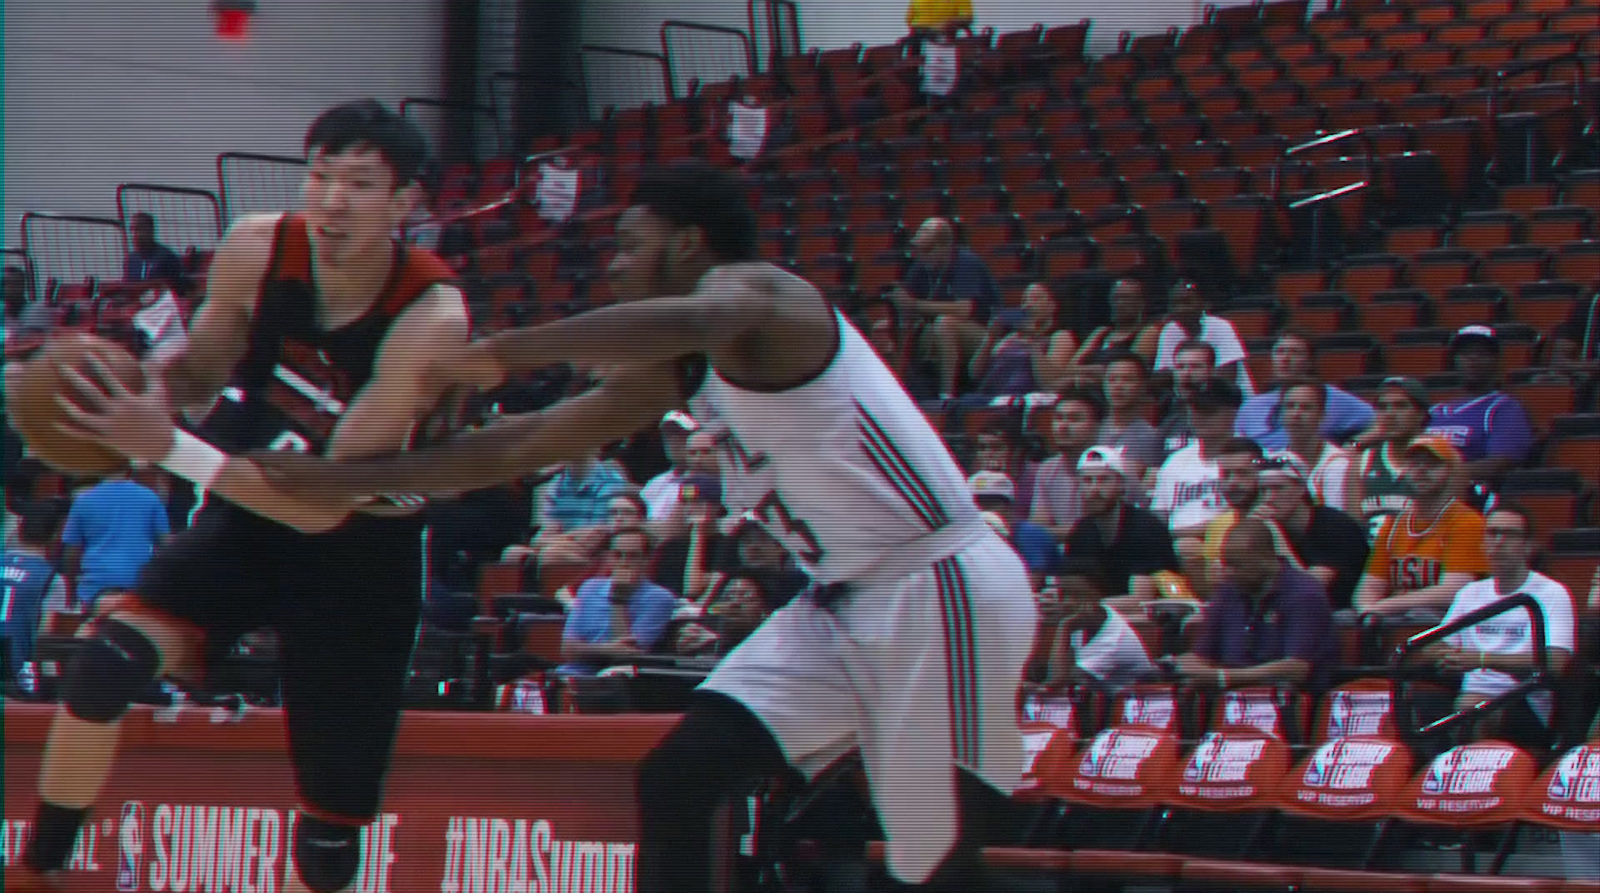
22, 508, 270, 877
639, 598, 860, 893
277, 523, 424, 893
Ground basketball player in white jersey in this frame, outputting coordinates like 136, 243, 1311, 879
250, 162, 1041, 891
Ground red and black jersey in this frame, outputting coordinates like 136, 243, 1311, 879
200, 213, 454, 457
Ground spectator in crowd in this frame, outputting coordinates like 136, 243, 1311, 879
1198, 437, 1268, 592
968, 282, 1076, 396
505, 492, 645, 596
652, 475, 726, 602
1157, 339, 1222, 457
906, 0, 974, 44
122, 213, 185, 288
705, 515, 810, 612
1153, 279, 1256, 398
970, 470, 1061, 583
1348, 376, 1431, 542
685, 429, 721, 476
640, 412, 699, 521
1547, 291, 1600, 380
539, 447, 633, 531
675, 575, 772, 657
1, 500, 67, 685
1174, 519, 1340, 694
1255, 453, 1371, 610
556, 527, 679, 677
1037, 558, 1157, 689
3, 266, 51, 334
889, 217, 1001, 398
1153, 380, 1243, 539
1095, 350, 1163, 478
1235, 330, 1374, 449
1428, 504, 1574, 748
1064, 446, 1181, 602
1030, 388, 1103, 541
1353, 436, 1488, 618
59, 468, 168, 609
973, 418, 1039, 519
1425, 325, 1535, 485
1071, 278, 1160, 370
1278, 380, 1355, 513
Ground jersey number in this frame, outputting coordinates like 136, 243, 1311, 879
269, 431, 311, 454
755, 491, 825, 564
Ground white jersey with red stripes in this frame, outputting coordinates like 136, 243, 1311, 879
688, 307, 982, 584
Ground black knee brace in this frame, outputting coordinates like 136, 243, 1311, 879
61, 619, 162, 723
295, 816, 362, 893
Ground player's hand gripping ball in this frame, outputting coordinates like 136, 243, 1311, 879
4, 332, 147, 475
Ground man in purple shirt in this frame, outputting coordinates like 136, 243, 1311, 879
1425, 325, 1533, 484
1172, 519, 1338, 693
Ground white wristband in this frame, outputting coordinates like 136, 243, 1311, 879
158, 431, 228, 492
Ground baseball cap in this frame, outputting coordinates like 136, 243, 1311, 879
1380, 375, 1430, 410
661, 410, 700, 432
1077, 445, 1130, 477
1260, 451, 1310, 486
968, 470, 1016, 503
1405, 434, 1462, 466
1190, 378, 1244, 413
1450, 325, 1499, 351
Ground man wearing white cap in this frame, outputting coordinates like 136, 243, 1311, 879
640, 411, 699, 521
1062, 446, 1181, 602
1254, 452, 1371, 610
969, 470, 1061, 585
1424, 325, 1533, 484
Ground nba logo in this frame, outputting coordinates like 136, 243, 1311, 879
1304, 743, 1334, 788
117, 801, 145, 892
1328, 692, 1352, 738
1422, 762, 1448, 795
1185, 734, 1219, 782
1549, 751, 1580, 801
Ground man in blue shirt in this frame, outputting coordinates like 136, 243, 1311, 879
1426, 325, 1534, 485
539, 448, 633, 531
558, 527, 679, 677
890, 217, 1001, 398
1, 500, 66, 686
969, 470, 1062, 586
1236, 330, 1375, 449
60, 469, 169, 608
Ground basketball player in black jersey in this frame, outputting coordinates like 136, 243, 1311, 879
16, 100, 470, 893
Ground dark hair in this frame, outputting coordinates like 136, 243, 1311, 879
19, 498, 67, 545
1219, 436, 1265, 460
1174, 338, 1217, 365
304, 99, 428, 187
1486, 500, 1536, 537
630, 162, 759, 261
979, 415, 1024, 447
1275, 328, 1316, 354
1102, 349, 1149, 379
1057, 386, 1107, 422
1058, 556, 1111, 594
1281, 377, 1328, 410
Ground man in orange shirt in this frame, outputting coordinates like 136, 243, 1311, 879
1353, 435, 1488, 618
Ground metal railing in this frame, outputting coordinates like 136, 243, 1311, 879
1486, 52, 1595, 182
1290, 180, 1370, 264
748, 0, 802, 72
1274, 127, 1377, 198
18, 213, 128, 293
578, 45, 673, 118
115, 184, 224, 255
399, 97, 503, 163
216, 152, 307, 224
1390, 592, 1554, 743
661, 21, 757, 100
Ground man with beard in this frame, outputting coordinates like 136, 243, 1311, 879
1347, 376, 1432, 543
1278, 379, 1355, 513
1063, 446, 1181, 602
1254, 453, 1371, 610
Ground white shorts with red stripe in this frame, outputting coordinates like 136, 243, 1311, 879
700, 525, 1038, 884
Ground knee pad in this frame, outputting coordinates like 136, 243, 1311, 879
62, 619, 162, 723
294, 816, 361, 893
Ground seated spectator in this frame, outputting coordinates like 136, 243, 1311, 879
1347, 376, 1431, 543
1547, 291, 1600, 380
906, 0, 974, 44
1425, 326, 1535, 486
1095, 351, 1163, 482
1425, 503, 1575, 749
1173, 519, 1340, 694
1153, 382, 1243, 539
504, 491, 644, 577
640, 411, 700, 522
1071, 278, 1160, 372
1030, 388, 1103, 541
890, 217, 1001, 398
122, 213, 186, 289
675, 575, 772, 657
539, 447, 634, 531
60, 467, 169, 609
1235, 330, 1374, 450
971, 471, 1062, 583
972, 418, 1039, 520
556, 528, 679, 677
1254, 453, 1371, 611
652, 475, 727, 601
1276, 380, 1355, 513
1038, 558, 1157, 689
1153, 279, 1256, 398
1064, 447, 1181, 603
1, 500, 67, 685
967, 282, 1077, 397
705, 515, 810, 612
1198, 438, 1268, 593
1353, 436, 1488, 618
3, 266, 52, 334
1157, 339, 1221, 458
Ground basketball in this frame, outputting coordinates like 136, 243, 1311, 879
5, 331, 145, 475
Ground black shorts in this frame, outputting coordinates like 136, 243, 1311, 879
120, 501, 426, 825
